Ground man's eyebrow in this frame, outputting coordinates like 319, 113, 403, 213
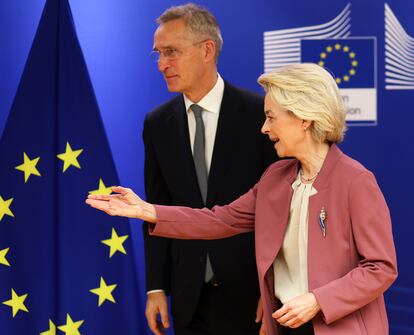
153, 45, 175, 51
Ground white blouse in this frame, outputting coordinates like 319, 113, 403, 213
273, 173, 318, 303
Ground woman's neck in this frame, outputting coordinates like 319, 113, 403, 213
297, 142, 330, 181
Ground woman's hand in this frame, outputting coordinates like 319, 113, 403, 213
272, 292, 320, 328
86, 186, 157, 222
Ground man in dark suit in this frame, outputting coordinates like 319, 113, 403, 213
143, 4, 277, 335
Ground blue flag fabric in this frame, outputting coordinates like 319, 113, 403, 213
0, 0, 144, 333
301, 38, 375, 88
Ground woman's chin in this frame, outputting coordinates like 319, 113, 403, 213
274, 143, 286, 158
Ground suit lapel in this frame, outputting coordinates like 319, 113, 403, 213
207, 83, 243, 207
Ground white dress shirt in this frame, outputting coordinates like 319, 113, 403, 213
183, 74, 224, 174
273, 173, 318, 303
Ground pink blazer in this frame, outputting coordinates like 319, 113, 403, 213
150, 144, 397, 335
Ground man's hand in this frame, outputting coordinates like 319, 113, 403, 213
272, 292, 320, 328
145, 291, 170, 335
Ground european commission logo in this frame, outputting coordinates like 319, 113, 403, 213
301, 38, 377, 126
264, 3, 378, 125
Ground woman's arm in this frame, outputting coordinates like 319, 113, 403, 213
86, 184, 259, 240
150, 184, 258, 240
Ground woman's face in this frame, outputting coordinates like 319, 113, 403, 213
261, 94, 307, 158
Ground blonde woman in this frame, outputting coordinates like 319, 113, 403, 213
86, 63, 397, 335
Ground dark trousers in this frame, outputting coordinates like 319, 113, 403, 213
281, 321, 314, 335
173, 283, 260, 335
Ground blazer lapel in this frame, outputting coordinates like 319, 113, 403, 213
206, 83, 243, 206
312, 144, 343, 192
258, 161, 299, 277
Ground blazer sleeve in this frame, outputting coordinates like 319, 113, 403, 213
150, 183, 259, 240
142, 114, 173, 293
312, 171, 398, 324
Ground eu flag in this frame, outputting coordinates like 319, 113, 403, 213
301, 38, 375, 88
0, 0, 144, 333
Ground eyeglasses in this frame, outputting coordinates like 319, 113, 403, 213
150, 39, 209, 62
150, 47, 181, 62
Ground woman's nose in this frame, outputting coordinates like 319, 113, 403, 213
261, 121, 268, 134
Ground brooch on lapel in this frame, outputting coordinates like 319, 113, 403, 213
319, 207, 327, 238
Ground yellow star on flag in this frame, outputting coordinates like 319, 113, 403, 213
335, 43, 341, 50
57, 142, 83, 172
15, 152, 41, 182
58, 314, 84, 335
40, 320, 57, 335
0, 196, 14, 222
90, 277, 117, 306
0, 247, 11, 266
89, 178, 113, 195
2, 289, 29, 317
102, 228, 129, 258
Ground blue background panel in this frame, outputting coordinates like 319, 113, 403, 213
1, 1, 413, 334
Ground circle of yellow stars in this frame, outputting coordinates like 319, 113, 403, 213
1, 140, 131, 334
318, 43, 358, 84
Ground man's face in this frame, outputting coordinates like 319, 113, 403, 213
153, 19, 207, 95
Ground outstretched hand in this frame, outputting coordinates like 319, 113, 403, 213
85, 186, 157, 222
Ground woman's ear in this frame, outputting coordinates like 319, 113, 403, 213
302, 119, 312, 131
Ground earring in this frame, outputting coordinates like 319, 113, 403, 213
303, 126, 307, 130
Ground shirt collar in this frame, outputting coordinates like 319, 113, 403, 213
184, 74, 224, 114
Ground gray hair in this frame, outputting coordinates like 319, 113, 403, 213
258, 63, 347, 143
157, 3, 223, 63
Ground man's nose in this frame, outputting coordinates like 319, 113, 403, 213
157, 57, 170, 72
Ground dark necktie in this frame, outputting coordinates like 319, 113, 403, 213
191, 104, 208, 204
190, 104, 214, 282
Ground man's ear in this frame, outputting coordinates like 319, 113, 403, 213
203, 40, 216, 63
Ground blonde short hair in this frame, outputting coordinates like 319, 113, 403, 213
258, 63, 346, 143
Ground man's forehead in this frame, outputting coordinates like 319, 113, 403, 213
155, 20, 189, 37
154, 20, 193, 43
